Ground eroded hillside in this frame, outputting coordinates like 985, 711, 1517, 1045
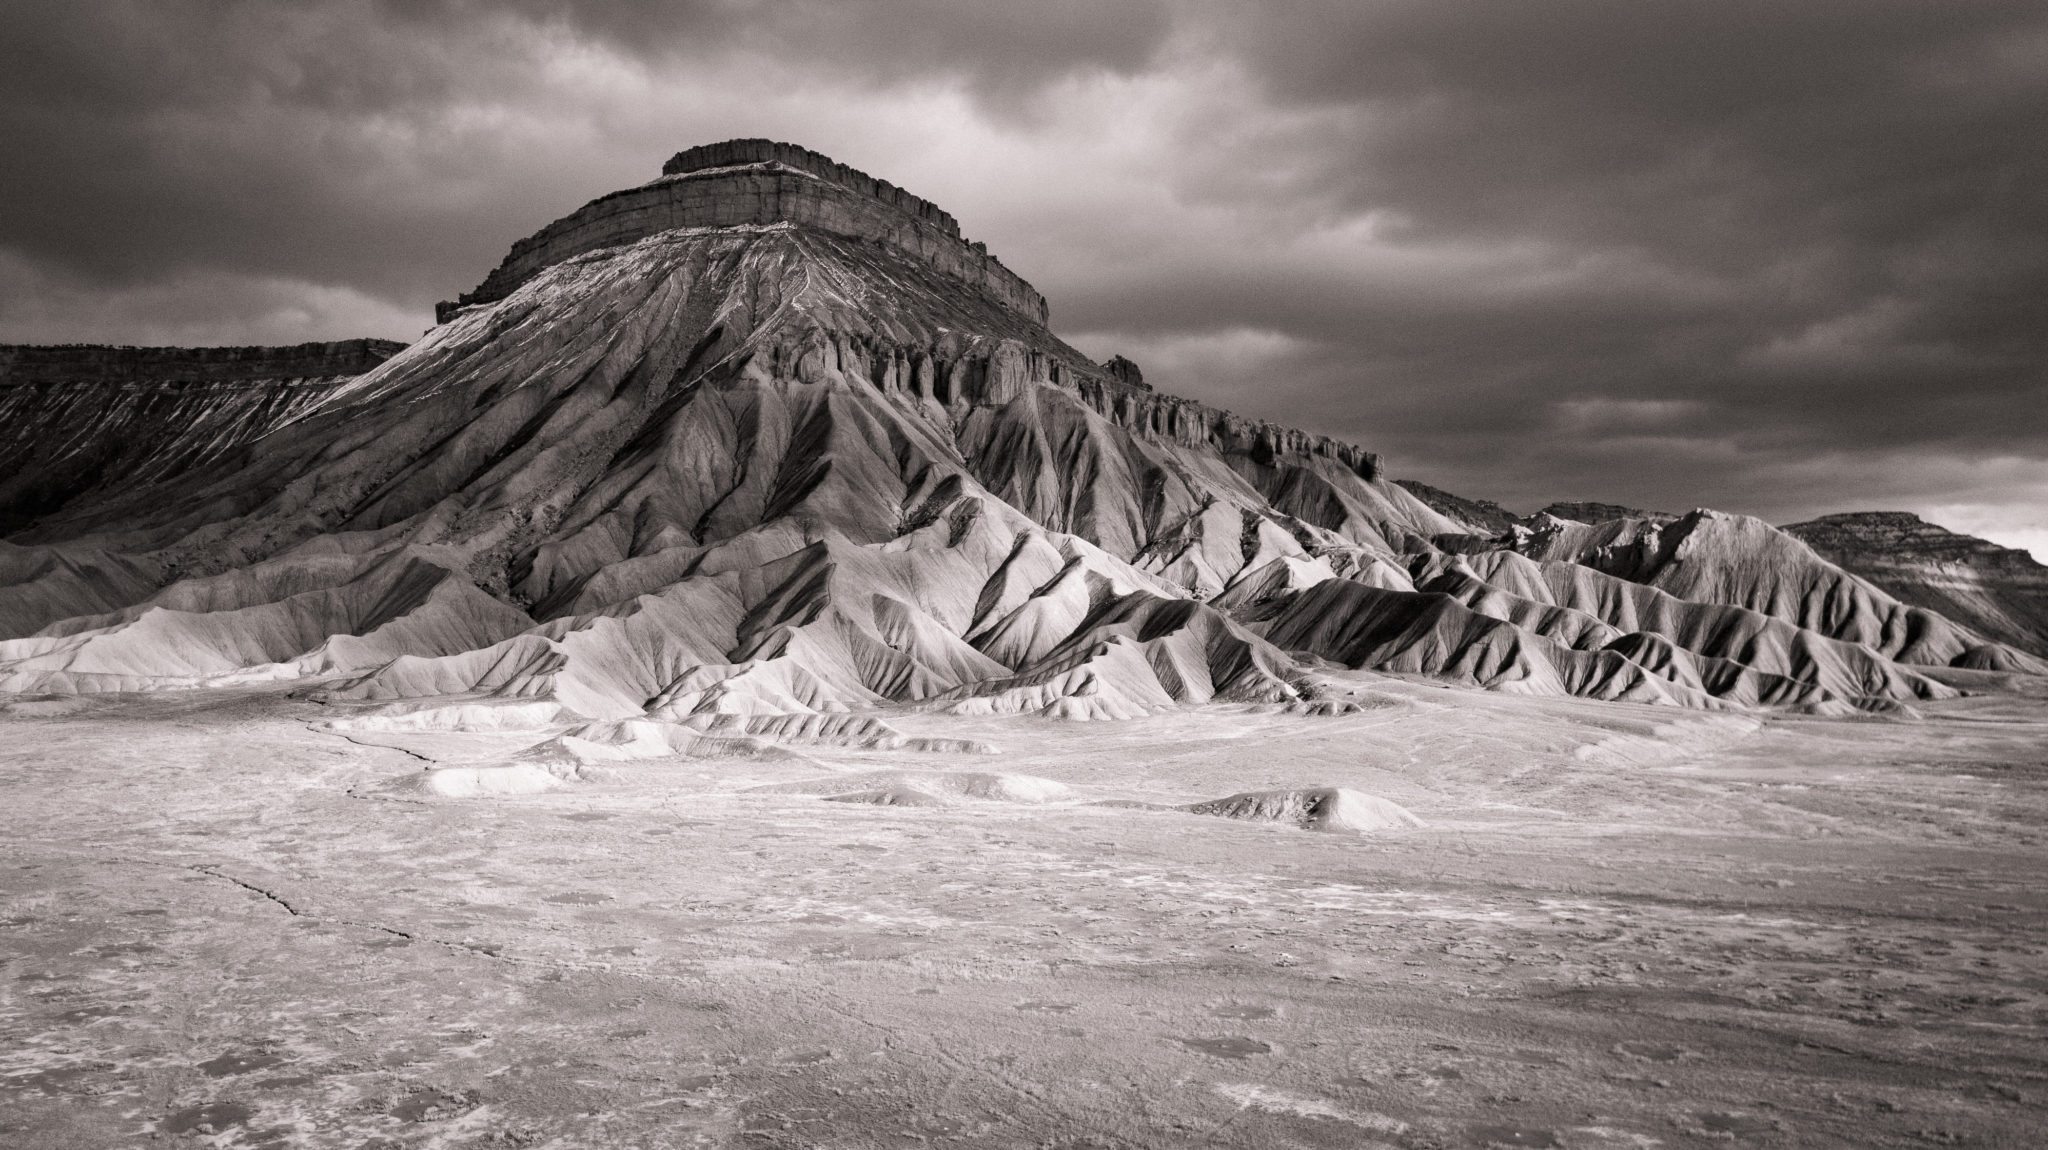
2, 140, 2039, 727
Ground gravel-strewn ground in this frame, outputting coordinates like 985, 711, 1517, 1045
4, 678, 2044, 1148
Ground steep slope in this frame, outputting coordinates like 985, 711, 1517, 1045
0, 139, 2028, 721
1785, 512, 2048, 659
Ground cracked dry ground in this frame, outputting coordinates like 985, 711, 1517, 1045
3, 680, 2046, 1149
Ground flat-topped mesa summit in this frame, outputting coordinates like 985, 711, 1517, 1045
436, 138, 1049, 325
1785, 511, 2048, 658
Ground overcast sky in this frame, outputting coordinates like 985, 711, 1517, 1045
5, 1, 2045, 556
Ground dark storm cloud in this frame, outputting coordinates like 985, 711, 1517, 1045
477, 0, 1175, 94
2, 3, 540, 295
377, 0, 1172, 80
0, 1, 1170, 302
1055, 1, 2048, 541
1, 1, 2043, 551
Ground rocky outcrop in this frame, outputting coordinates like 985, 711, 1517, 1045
1101, 355, 1148, 390
1069, 373, 1378, 480
1788, 512, 2041, 572
1786, 512, 2048, 658
437, 138, 1048, 326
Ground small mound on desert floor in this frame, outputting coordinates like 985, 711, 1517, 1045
1952, 644, 2048, 674
0, 695, 99, 717
751, 769, 1071, 804
395, 763, 576, 798
1248, 696, 1400, 717
822, 785, 951, 807
513, 720, 810, 767
325, 701, 570, 734
1182, 787, 1423, 833
674, 714, 999, 753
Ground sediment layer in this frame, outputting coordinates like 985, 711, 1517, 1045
440, 138, 1048, 325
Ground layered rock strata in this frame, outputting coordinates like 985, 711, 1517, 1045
439, 138, 1047, 325
1787, 512, 2048, 658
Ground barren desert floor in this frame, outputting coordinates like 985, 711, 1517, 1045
4, 677, 2047, 1149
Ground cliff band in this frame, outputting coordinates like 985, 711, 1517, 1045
439, 139, 1048, 326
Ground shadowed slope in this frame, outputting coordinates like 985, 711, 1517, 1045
0, 340, 404, 536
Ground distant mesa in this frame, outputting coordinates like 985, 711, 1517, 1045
1787, 511, 2041, 571
1537, 501, 1675, 524
0, 339, 405, 383
1785, 511, 2048, 658
1391, 484, 1682, 535
0, 340, 408, 535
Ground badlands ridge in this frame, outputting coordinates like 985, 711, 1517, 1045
3, 139, 2042, 741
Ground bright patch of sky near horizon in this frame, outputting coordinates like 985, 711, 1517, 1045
2, 1, 2043, 559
